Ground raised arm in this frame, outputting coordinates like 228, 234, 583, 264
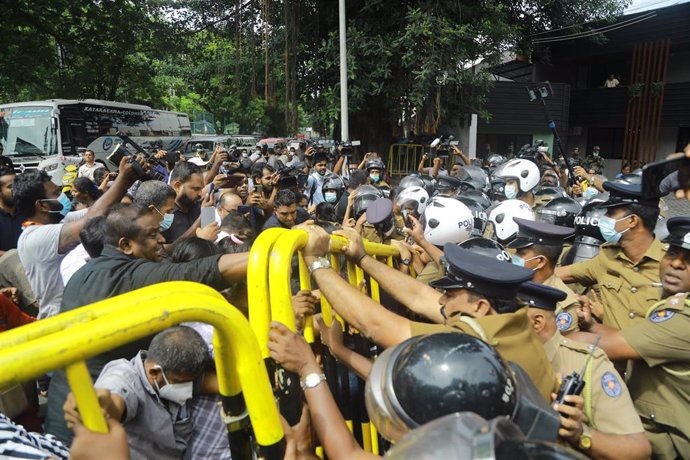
301, 226, 412, 348
333, 227, 444, 324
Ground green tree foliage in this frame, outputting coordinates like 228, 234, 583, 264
0, 0, 629, 146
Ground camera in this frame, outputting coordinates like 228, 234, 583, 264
429, 135, 457, 159
337, 140, 361, 157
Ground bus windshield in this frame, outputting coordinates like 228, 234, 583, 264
0, 106, 58, 156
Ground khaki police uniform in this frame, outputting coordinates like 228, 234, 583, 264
567, 238, 666, 330
543, 274, 581, 333
620, 293, 690, 459
415, 261, 443, 284
584, 155, 605, 173
544, 330, 644, 437
410, 307, 556, 403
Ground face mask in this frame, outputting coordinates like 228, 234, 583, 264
511, 254, 541, 268
504, 184, 518, 200
159, 213, 174, 231
583, 187, 598, 200
324, 191, 338, 203
370, 174, 380, 183
42, 192, 72, 217
593, 151, 599, 157
598, 215, 631, 244
153, 366, 193, 406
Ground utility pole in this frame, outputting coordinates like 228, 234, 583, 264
338, 0, 349, 142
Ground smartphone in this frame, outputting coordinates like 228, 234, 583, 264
200, 207, 216, 228
107, 143, 128, 167
402, 209, 413, 229
254, 184, 264, 195
642, 155, 688, 197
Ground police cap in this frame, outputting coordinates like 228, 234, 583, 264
430, 244, 534, 299
665, 216, 690, 250
366, 197, 394, 226
507, 217, 575, 249
600, 182, 659, 208
517, 282, 567, 311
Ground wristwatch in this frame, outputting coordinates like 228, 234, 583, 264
308, 257, 331, 274
578, 424, 592, 451
301, 372, 326, 390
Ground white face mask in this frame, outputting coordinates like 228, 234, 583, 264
153, 366, 193, 406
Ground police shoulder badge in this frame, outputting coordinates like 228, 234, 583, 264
556, 312, 573, 331
649, 310, 675, 323
601, 371, 622, 398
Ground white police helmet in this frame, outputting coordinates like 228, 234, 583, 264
487, 199, 535, 245
494, 159, 540, 193
420, 197, 473, 246
395, 186, 429, 216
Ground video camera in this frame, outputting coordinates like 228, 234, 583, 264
336, 140, 361, 157
107, 132, 166, 182
429, 135, 458, 159
275, 163, 306, 189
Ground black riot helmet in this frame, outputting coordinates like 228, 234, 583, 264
533, 186, 568, 208
457, 166, 490, 193
365, 158, 386, 172
434, 174, 463, 195
365, 333, 518, 442
418, 174, 437, 197
322, 174, 346, 204
486, 153, 507, 172
352, 185, 383, 219
398, 174, 425, 190
385, 412, 586, 460
459, 237, 512, 263
458, 189, 492, 209
490, 176, 507, 202
455, 196, 489, 236
561, 200, 607, 265
535, 197, 583, 228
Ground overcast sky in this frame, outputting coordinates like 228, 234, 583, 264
625, 0, 689, 13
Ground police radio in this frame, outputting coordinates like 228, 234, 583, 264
555, 336, 600, 407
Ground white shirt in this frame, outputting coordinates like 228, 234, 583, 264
60, 243, 90, 286
78, 162, 104, 181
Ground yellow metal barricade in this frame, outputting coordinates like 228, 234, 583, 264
387, 143, 428, 176
268, 230, 400, 455
247, 227, 288, 358
0, 281, 285, 460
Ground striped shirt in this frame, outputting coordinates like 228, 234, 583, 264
0, 413, 69, 459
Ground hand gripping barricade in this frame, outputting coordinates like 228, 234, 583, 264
248, 228, 401, 455
0, 282, 285, 460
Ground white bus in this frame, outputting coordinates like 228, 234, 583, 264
0, 99, 192, 183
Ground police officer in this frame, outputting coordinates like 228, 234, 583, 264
508, 218, 581, 333
298, 224, 556, 402
556, 182, 665, 330
572, 216, 690, 459
520, 282, 651, 459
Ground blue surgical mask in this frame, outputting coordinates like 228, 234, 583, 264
153, 206, 174, 231
370, 174, 380, 183
42, 192, 72, 216
159, 213, 174, 231
583, 187, 598, 200
598, 215, 631, 244
324, 191, 338, 203
504, 184, 518, 200
511, 254, 541, 268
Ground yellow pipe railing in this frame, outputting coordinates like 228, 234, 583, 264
0, 281, 284, 458
247, 227, 287, 358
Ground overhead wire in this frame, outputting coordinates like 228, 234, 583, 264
533, 12, 657, 43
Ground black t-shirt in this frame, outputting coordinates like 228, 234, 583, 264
0, 209, 23, 252
161, 202, 201, 243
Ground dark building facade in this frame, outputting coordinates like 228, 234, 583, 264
478, 3, 690, 177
